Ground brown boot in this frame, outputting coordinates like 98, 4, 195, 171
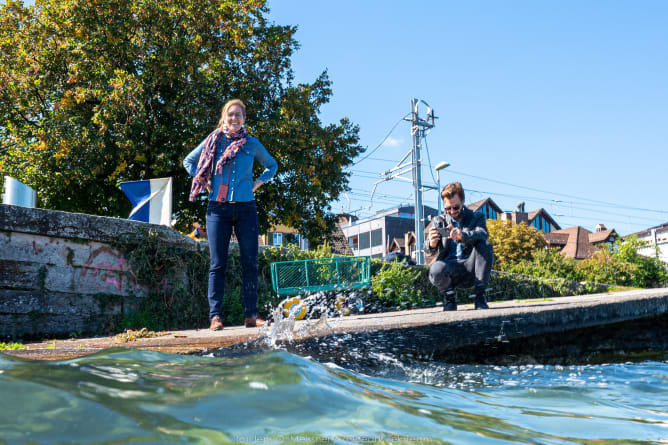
244, 316, 265, 328
209, 315, 223, 331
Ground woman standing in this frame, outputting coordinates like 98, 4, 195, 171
183, 99, 277, 330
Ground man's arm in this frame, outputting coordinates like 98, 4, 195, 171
460, 212, 489, 245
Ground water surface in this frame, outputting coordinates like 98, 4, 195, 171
0, 348, 666, 444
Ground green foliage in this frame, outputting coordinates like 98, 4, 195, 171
370, 261, 426, 310
487, 219, 547, 268
488, 271, 606, 302
505, 248, 579, 281
578, 236, 668, 288
368, 258, 603, 309
0, 342, 26, 350
121, 228, 211, 331
504, 235, 667, 289
0, 0, 363, 242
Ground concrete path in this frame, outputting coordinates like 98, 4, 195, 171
4, 288, 667, 361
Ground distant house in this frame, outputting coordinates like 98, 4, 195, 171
388, 232, 418, 259
339, 205, 439, 259
265, 217, 353, 255
500, 202, 560, 233
260, 224, 309, 250
543, 224, 618, 260
388, 236, 406, 255
326, 218, 354, 256
626, 222, 668, 263
467, 197, 503, 221
453, 197, 560, 233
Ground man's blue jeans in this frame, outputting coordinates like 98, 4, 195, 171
206, 201, 259, 320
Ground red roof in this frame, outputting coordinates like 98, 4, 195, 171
544, 226, 618, 259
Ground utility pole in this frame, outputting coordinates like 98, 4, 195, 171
368, 99, 436, 265
405, 99, 435, 265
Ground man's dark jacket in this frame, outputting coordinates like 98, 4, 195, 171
425, 207, 489, 263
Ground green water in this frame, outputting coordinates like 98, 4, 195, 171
0, 348, 666, 444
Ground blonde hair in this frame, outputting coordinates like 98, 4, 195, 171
217, 99, 246, 129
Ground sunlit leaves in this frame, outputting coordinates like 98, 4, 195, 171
0, 0, 362, 240
487, 219, 548, 268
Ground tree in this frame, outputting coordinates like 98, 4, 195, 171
487, 219, 547, 268
0, 0, 363, 241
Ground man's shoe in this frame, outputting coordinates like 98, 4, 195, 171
244, 316, 265, 328
472, 286, 489, 309
209, 315, 223, 331
473, 293, 489, 309
442, 289, 457, 311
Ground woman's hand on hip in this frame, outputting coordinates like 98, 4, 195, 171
252, 180, 264, 192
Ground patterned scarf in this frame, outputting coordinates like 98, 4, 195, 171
189, 127, 248, 202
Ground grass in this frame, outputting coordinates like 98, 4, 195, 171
0, 342, 26, 350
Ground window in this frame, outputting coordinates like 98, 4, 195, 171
272, 233, 282, 246
371, 229, 383, 247
284, 233, 299, 246
532, 216, 552, 233
359, 231, 370, 250
485, 204, 497, 220
348, 236, 358, 250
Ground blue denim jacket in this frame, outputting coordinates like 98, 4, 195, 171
183, 133, 277, 202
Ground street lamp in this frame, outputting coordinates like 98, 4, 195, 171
434, 162, 450, 214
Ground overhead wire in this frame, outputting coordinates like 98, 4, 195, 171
464, 188, 661, 224
445, 169, 668, 215
351, 113, 410, 166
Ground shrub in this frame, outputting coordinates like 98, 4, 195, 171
488, 219, 546, 268
370, 261, 430, 310
506, 248, 579, 281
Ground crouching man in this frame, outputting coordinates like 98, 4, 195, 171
425, 182, 494, 311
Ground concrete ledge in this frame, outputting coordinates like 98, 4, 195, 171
5, 288, 667, 361
0, 203, 195, 247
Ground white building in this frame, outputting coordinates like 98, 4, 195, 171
628, 223, 668, 263
340, 205, 439, 259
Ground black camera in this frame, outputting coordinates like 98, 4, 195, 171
432, 218, 450, 244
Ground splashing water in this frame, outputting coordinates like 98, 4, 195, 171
259, 289, 368, 348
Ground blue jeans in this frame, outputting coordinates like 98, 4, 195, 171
206, 201, 259, 319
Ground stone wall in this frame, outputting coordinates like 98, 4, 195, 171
0, 204, 197, 338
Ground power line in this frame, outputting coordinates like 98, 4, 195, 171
352, 113, 410, 166
357, 156, 399, 163
553, 214, 655, 229
446, 169, 668, 215
347, 188, 412, 202
422, 134, 439, 186
465, 188, 662, 224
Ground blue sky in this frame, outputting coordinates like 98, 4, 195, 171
268, 1, 668, 236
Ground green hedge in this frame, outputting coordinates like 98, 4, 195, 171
502, 239, 668, 289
